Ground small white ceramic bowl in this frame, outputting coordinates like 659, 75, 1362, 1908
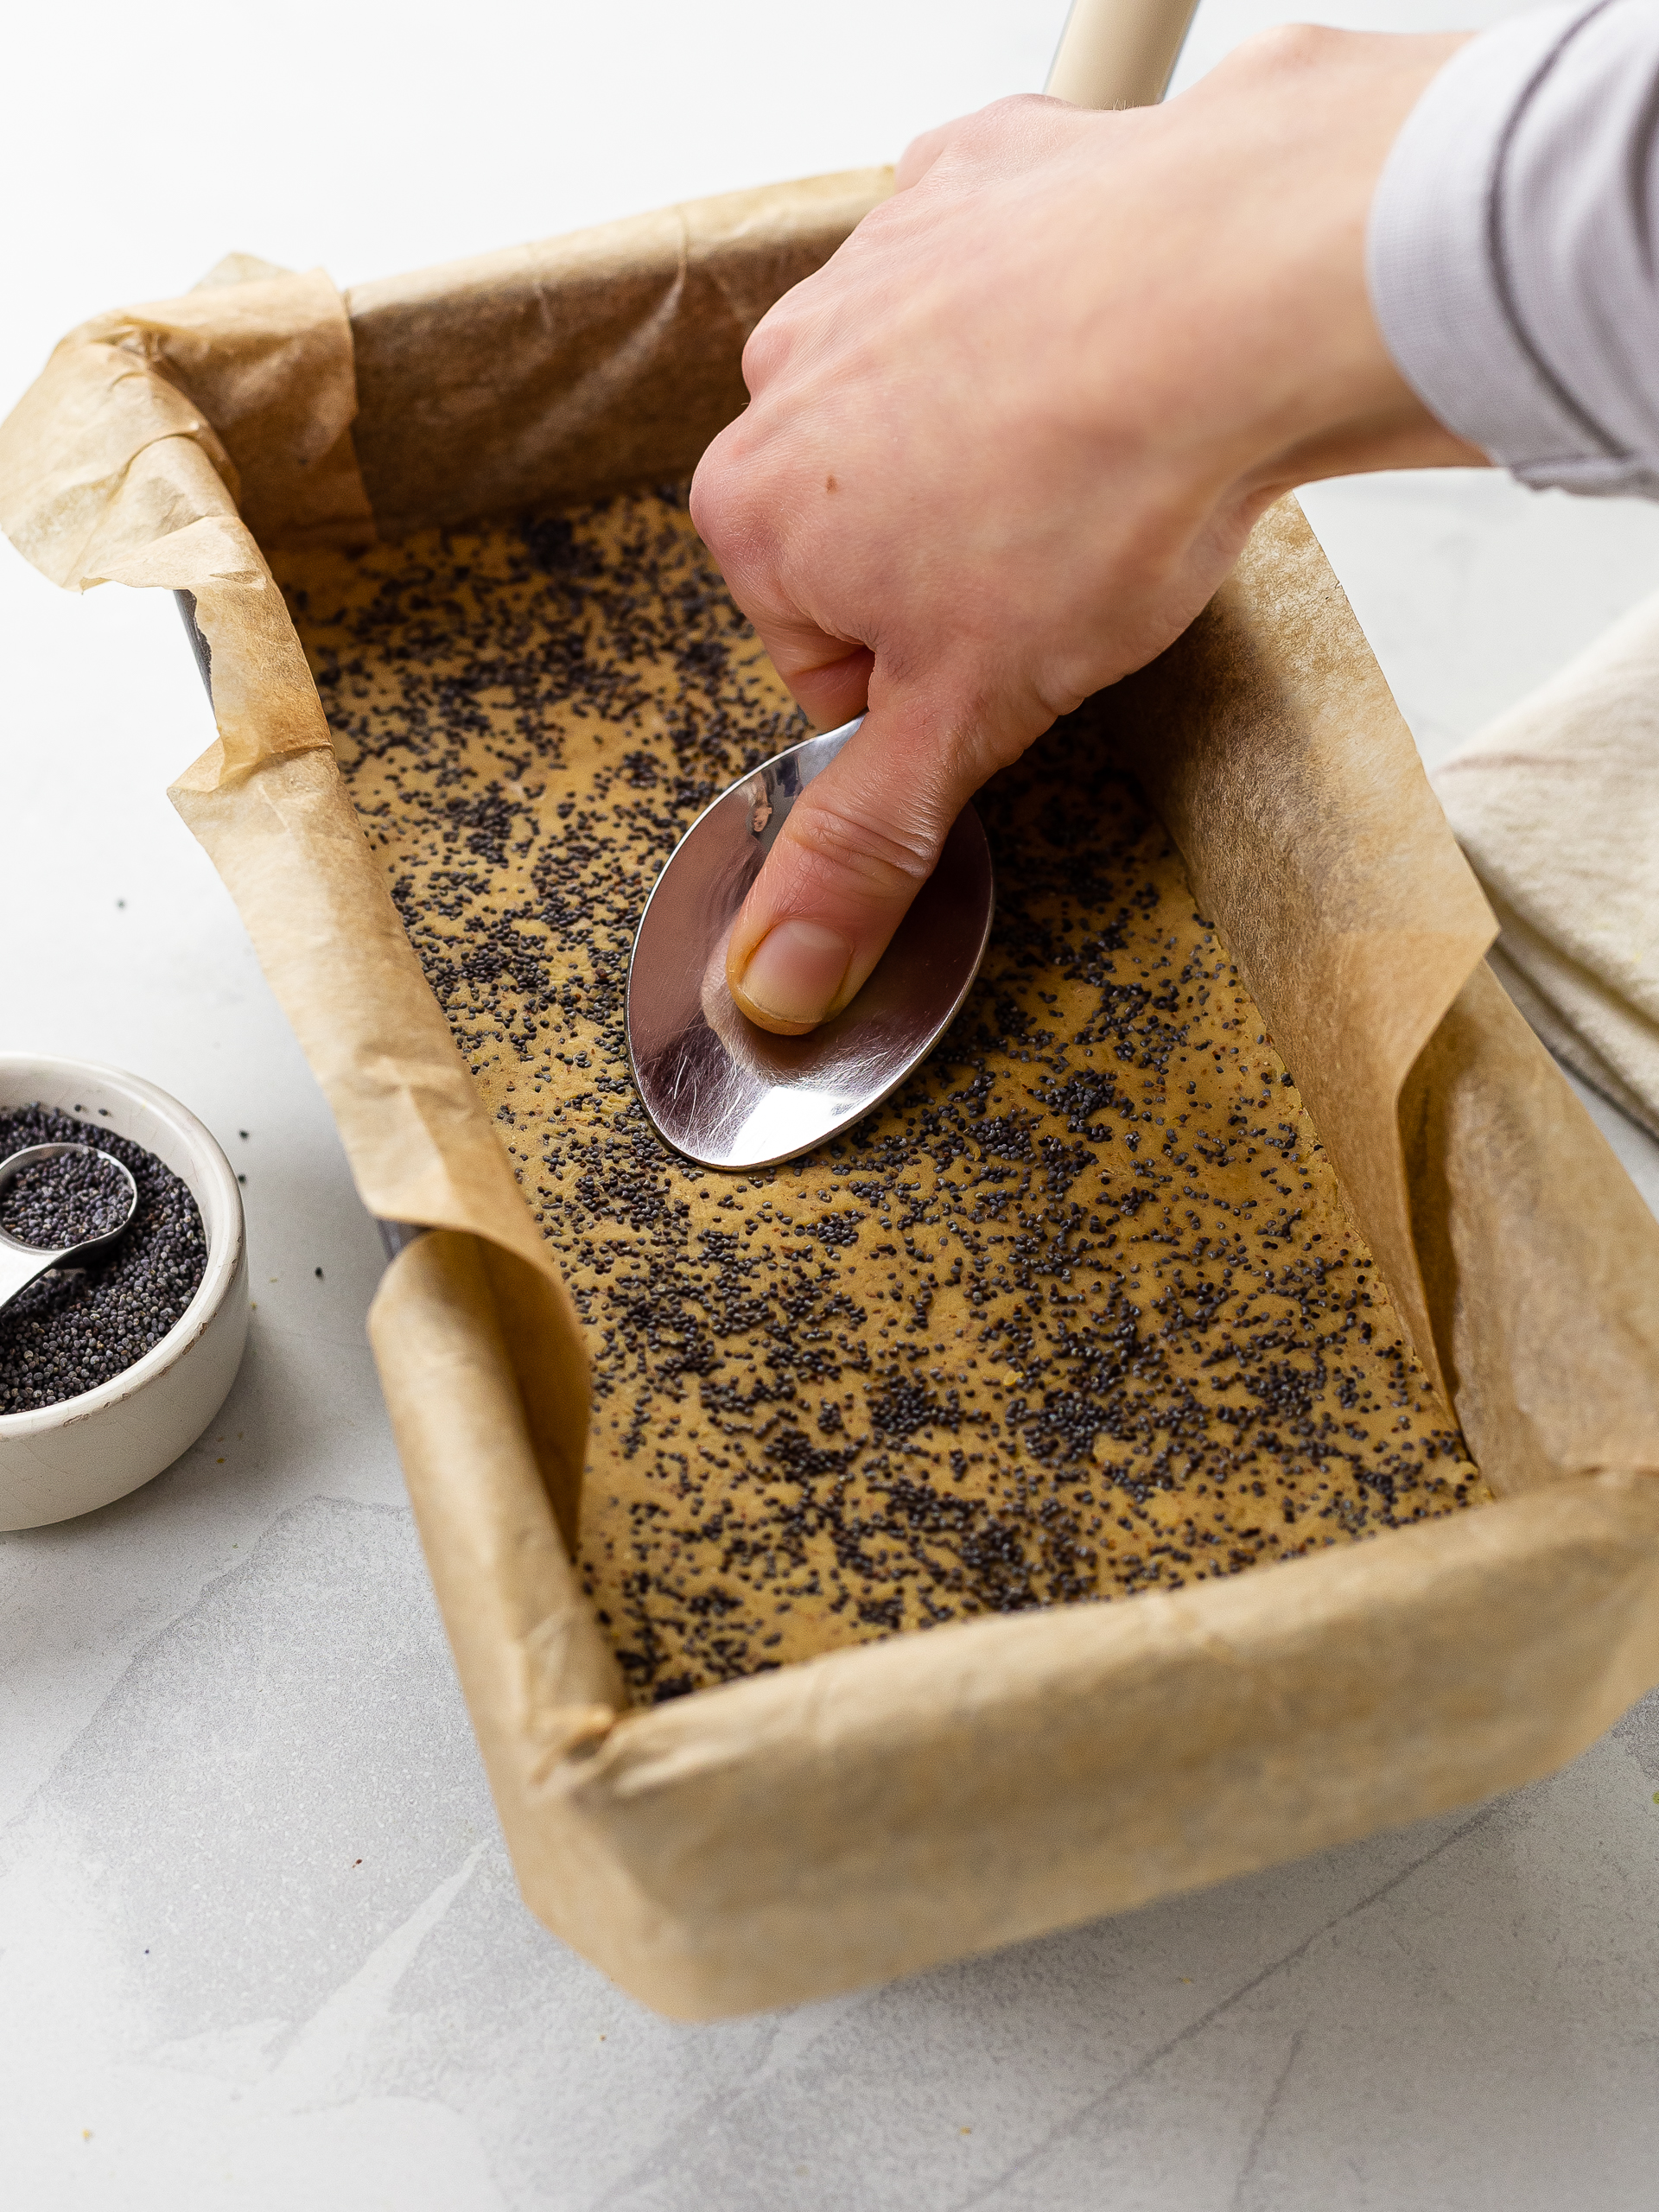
0, 1056, 248, 1530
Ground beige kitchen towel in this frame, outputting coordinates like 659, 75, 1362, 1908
1433, 588, 1659, 1141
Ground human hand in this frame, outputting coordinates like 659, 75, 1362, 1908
690, 26, 1483, 1035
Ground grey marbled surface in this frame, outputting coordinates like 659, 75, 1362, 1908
4, 1, 1659, 2202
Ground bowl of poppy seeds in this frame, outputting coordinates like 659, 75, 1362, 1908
0, 1055, 248, 1530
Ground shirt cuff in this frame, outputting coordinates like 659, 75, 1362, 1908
1366, 3, 1652, 494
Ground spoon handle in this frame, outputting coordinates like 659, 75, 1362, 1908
0, 1144, 139, 1318
1046, 0, 1198, 110
0, 1236, 67, 1318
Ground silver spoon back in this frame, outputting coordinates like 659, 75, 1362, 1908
626, 717, 995, 1171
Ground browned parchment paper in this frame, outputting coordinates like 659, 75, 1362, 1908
3, 171, 1659, 2018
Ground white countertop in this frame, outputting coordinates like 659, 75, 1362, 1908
5, 3, 1659, 2204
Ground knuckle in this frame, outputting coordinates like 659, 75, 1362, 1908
741, 320, 784, 390
893, 126, 944, 183
1228, 22, 1337, 78
985, 91, 1056, 122
897, 94, 1046, 183
969, 92, 1073, 151
741, 288, 813, 389
785, 797, 939, 905
941, 97, 1019, 158
688, 448, 740, 552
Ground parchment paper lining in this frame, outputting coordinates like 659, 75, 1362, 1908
3, 171, 1658, 2017
272, 491, 1487, 1701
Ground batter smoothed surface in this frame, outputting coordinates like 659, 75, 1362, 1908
275, 488, 1485, 1701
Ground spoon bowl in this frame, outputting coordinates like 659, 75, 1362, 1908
626, 717, 995, 1170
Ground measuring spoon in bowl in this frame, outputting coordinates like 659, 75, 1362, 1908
0, 1143, 139, 1317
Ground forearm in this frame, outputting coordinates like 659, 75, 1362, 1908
694, 16, 1659, 1036
1371, 0, 1659, 497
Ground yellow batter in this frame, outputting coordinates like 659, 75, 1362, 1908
273, 487, 1485, 1701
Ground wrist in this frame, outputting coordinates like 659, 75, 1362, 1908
1130, 27, 1485, 498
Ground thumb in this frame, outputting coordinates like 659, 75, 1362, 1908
725, 703, 983, 1036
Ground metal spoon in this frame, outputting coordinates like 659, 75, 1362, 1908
626, 718, 993, 1169
0, 1143, 139, 1315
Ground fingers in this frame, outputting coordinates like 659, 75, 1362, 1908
783, 645, 874, 734
691, 422, 876, 729
725, 702, 986, 1035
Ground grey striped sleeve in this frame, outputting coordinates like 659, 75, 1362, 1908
1368, 0, 1659, 499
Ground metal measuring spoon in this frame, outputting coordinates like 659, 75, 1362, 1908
626, 717, 994, 1170
0, 1143, 140, 1315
